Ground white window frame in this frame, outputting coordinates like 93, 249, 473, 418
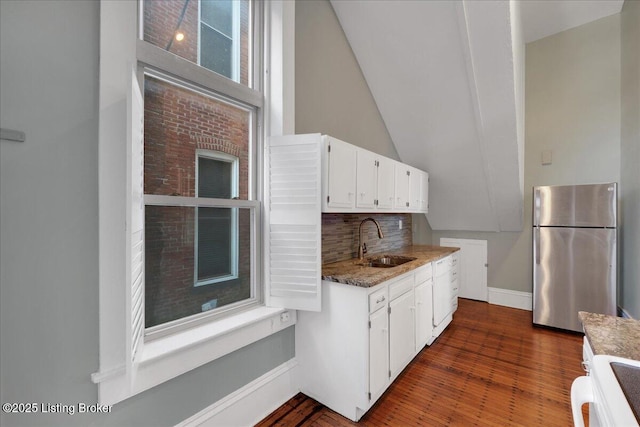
94, 0, 299, 406
198, 0, 241, 82
194, 149, 240, 286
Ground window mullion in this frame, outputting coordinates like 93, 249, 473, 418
136, 40, 263, 108
144, 194, 258, 208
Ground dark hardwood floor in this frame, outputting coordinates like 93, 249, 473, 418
257, 298, 586, 426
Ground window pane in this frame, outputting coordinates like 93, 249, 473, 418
200, 24, 232, 78
197, 207, 233, 281
201, 0, 232, 37
142, 0, 251, 86
145, 205, 254, 328
198, 157, 233, 198
144, 76, 252, 200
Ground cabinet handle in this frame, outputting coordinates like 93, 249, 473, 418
376, 296, 386, 304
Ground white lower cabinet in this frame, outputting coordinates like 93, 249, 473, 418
432, 254, 454, 342
451, 252, 459, 312
297, 268, 431, 421
369, 304, 389, 401
415, 264, 433, 349
389, 277, 415, 379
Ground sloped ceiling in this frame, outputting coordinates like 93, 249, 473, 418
330, 0, 623, 232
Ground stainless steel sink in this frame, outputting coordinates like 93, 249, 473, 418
357, 255, 417, 268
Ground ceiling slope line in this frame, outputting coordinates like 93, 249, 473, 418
454, 0, 500, 232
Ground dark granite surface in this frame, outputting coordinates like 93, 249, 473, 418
321, 245, 459, 288
611, 362, 640, 423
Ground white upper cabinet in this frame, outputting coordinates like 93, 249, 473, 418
408, 167, 429, 213
356, 150, 396, 211
356, 149, 377, 209
376, 157, 395, 210
322, 136, 357, 211
314, 134, 427, 213
420, 170, 429, 212
394, 163, 411, 210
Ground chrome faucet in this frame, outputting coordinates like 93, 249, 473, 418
358, 217, 384, 259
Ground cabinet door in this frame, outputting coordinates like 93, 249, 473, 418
376, 157, 394, 210
433, 272, 451, 326
324, 137, 356, 210
433, 257, 452, 326
356, 149, 377, 209
389, 290, 415, 378
394, 163, 410, 210
420, 171, 429, 212
415, 281, 433, 349
369, 307, 389, 400
409, 167, 421, 212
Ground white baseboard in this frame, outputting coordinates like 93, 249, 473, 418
177, 359, 299, 427
488, 287, 532, 311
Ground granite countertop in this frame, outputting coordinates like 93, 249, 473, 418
579, 311, 640, 360
322, 244, 459, 288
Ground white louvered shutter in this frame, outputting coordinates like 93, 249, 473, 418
267, 134, 322, 311
128, 69, 145, 367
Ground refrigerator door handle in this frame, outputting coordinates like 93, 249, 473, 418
535, 226, 541, 265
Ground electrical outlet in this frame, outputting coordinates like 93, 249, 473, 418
280, 311, 290, 323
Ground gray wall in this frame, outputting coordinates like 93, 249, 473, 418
0, 1, 294, 426
434, 14, 623, 296
620, 0, 640, 318
295, 0, 432, 244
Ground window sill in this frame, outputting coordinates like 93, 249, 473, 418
134, 305, 296, 395
95, 305, 296, 404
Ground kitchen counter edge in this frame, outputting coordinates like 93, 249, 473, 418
321, 245, 459, 288
579, 311, 640, 360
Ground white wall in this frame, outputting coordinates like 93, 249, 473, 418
295, 0, 397, 160
434, 13, 622, 295
620, 0, 640, 318
0, 2, 294, 426
295, 0, 433, 243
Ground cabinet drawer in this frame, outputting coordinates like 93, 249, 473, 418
451, 252, 459, 266
435, 257, 451, 277
415, 263, 433, 284
451, 296, 458, 311
369, 288, 388, 313
451, 269, 458, 283
451, 278, 459, 296
389, 275, 413, 301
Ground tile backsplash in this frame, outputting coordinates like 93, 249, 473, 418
322, 213, 413, 264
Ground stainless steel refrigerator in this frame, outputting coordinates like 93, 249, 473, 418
533, 183, 617, 332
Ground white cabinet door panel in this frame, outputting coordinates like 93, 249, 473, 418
410, 167, 421, 212
394, 163, 410, 210
356, 149, 377, 209
389, 290, 415, 378
369, 306, 389, 400
324, 137, 356, 210
376, 157, 395, 210
415, 281, 433, 349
